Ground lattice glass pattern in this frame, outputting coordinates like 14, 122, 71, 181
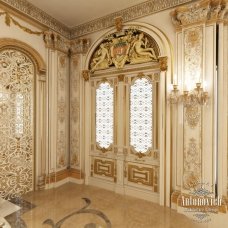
0, 49, 34, 199
130, 78, 152, 153
96, 82, 113, 149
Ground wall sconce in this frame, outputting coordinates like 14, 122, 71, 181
169, 82, 209, 106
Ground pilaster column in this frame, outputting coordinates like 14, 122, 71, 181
170, 0, 228, 212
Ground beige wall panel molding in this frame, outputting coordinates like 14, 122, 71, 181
56, 53, 69, 170
70, 54, 81, 169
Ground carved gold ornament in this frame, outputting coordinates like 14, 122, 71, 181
82, 70, 90, 81
158, 56, 168, 71
90, 29, 159, 72
127, 164, 159, 192
115, 16, 123, 32
0, 11, 43, 35
94, 159, 115, 179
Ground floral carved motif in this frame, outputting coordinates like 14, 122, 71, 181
57, 131, 66, 168
56, 53, 68, 169
184, 26, 203, 83
183, 138, 201, 190
185, 103, 201, 128
70, 56, 80, 167
0, 49, 34, 199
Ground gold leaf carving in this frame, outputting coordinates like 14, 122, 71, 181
185, 103, 201, 128
90, 29, 159, 72
0, 11, 43, 35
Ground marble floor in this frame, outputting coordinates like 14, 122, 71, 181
3, 183, 214, 228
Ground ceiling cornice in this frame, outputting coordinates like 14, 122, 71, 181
70, 0, 194, 38
0, 0, 71, 38
0, 0, 195, 39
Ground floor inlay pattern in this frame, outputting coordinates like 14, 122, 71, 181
43, 198, 111, 228
18, 183, 205, 228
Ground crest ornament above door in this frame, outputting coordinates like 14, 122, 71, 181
89, 29, 160, 72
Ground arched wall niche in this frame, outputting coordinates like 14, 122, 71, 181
0, 38, 47, 197
83, 22, 173, 206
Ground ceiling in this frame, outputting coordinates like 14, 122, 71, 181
27, 0, 147, 27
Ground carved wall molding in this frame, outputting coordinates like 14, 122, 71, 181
71, 0, 193, 38
43, 30, 91, 54
171, 0, 228, 28
0, 0, 193, 39
70, 38, 91, 54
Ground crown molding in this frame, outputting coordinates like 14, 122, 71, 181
0, 0, 195, 39
70, 0, 195, 38
0, 0, 71, 38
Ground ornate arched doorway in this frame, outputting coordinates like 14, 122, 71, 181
83, 22, 173, 206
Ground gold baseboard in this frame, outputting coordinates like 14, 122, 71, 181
45, 168, 83, 184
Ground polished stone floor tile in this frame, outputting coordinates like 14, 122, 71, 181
9, 183, 206, 228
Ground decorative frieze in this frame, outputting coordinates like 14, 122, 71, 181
70, 38, 90, 54
43, 31, 70, 53
71, 0, 193, 38
0, 0, 197, 38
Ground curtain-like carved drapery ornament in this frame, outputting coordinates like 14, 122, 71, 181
0, 49, 34, 199
96, 81, 114, 150
130, 77, 153, 154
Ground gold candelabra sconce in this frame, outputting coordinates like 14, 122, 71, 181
169, 81, 209, 106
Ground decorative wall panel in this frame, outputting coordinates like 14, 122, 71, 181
70, 55, 80, 168
56, 53, 69, 170
93, 158, 115, 179
127, 163, 159, 192
0, 49, 34, 199
183, 26, 203, 190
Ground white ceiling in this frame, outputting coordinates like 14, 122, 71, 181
27, 0, 147, 27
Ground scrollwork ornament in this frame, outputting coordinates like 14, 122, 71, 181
0, 49, 34, 199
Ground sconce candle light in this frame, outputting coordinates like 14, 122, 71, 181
169, 80, 209, 106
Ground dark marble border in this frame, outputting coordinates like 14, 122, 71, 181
5, 198, 35, 228
43, 198, 112, 228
